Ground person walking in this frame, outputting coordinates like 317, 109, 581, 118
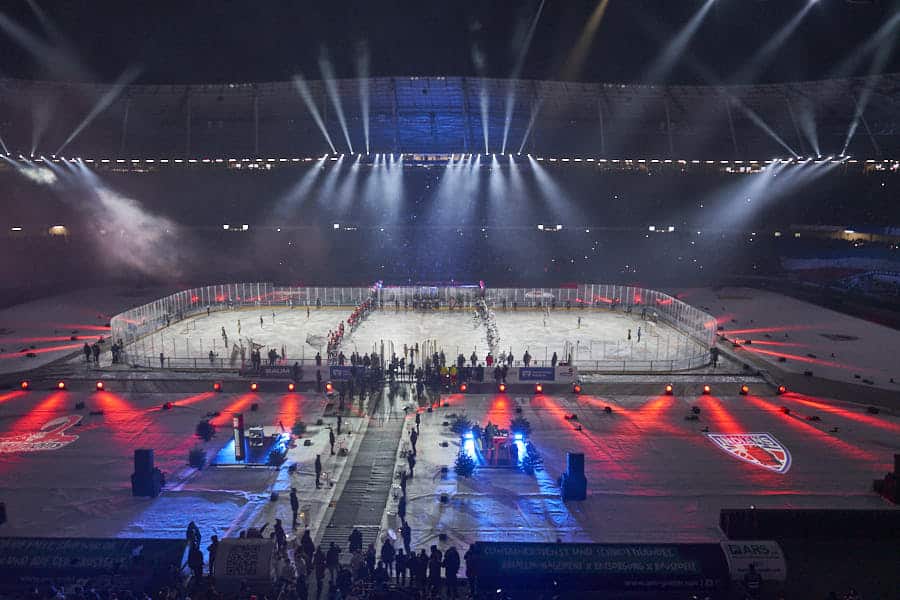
290, 488, 300, 529
314, 454, 322, 488
313, 547, 326, 599
329, 428, 336, 456
348, 528, 363, 553
407, 452, 416, 478
409, 428, 418, 454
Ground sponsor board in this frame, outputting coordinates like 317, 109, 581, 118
720, 541, 787, 581
518, 367, 556, 382
706, 433, 791, 474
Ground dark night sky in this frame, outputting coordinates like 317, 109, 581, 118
0, 0, 898, 85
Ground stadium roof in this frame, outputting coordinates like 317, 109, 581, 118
1, 74, 897, 160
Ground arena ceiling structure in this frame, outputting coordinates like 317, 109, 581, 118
0, 73, 897, 163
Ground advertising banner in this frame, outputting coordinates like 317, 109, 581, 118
720, 541, 787, 581
474, 542, 728, 593
518, 367, 556, 382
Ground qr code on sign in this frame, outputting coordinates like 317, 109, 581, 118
224, 544, 259, 577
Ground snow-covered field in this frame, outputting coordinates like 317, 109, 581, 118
0, 388, 359, 542
679, 287, 900, 390
391, 390, 899, 555
0, 287, 173, 374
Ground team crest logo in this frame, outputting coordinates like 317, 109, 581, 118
0, 415, 83, 454
706, 432, 791, 473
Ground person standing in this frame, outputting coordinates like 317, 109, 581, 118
380, 537, 396, 578
444, 546, 461, 598
313, 547, 326, 598
207, 535, 219, 576
326, 542, 341, 585
329, 428, 336, 456
409, 428, 418, 454
464, 545, 479, 597
290, 488, 300, 529
401, 520, 412, 555
314, 454, 322, 488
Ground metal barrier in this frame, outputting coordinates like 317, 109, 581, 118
112, 282, 715, 373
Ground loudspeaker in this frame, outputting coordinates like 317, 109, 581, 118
134, 449, 154, 474
561, 473, 587, 501
131, 469, 163, 497
566, 452, 584, 478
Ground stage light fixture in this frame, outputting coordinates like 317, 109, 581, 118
702, 385, 711, 395
20, 380, 29, 390
462, 431, 475, 441
535, 383, 543, 394
288, 382, 295, 392
777, 385, 787, 395
573, 383, 582, 394
459, 383, 468, 393
57, 381, 66, 390
740, 385, 750, 395
325, 382, 334, 393
249, 382, 258, 392
498, 383, 507, 393
95, 381, 104, 391
665, 384, 674, 395
213, 382, 222, 392
513, 433, 524, 441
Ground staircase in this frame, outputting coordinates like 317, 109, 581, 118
317, 389, 405, 560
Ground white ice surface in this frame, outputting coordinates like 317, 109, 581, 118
678, 287, 900, 390
127, 306, 703, 367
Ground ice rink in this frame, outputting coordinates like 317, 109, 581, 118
124, 305, 705, 368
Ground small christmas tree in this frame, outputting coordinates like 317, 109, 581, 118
455, 451, 476, 478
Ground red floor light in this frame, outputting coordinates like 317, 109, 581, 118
777, 385, 787, 395
664, 384, 673, 395
702, 385, 711, 395
498, 383, 507, 393
535, 383, 543, 394
250, 382, 258, 392
325, 381, 334, 393
57, 381, 66, 390
459, 383, 468, 393
740, 385, 749, 396
573, 383, 582, 394
95, 381, 104, 391
20, 380, 29, 390
288, 382, 295, 392
213, 382, 222, 392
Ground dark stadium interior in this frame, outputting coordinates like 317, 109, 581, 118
1, 2, 900, 600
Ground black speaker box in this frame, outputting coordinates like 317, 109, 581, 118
566, 452, 585, 478
131, 469, 163, 497
134, 449, 154, 474
561, 473, 587, 501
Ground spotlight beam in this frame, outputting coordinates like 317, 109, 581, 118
517, 97, 544, 155
356, 42, 370, 155
56, 65, 141, 155
643, 0, 715, 84
561, 0, 610, 81
292, 75, 337, 154
480, 82, 490, 155
501, 0, 545, 154
730, 2, 816, 84
842, 30, 898, 156
319, 50, 354, 154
